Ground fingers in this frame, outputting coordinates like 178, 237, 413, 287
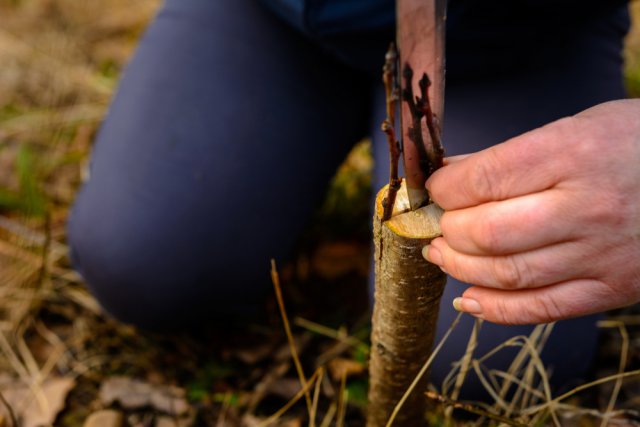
424, 101, 640, 325
423, 237, 597, 290
439, 189, 583, 256
426, 117, 578, 210
452, 279, 621, 324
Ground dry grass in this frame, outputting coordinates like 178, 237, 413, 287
0, 0, 639, 426
625, 1, 640, 96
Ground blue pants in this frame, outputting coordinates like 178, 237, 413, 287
68, 0, 629, 395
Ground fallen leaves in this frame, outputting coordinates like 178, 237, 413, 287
327, 358, 366, 382
83, 410, 123, 427
99, 377, 190, 417
0, 376, 75, 427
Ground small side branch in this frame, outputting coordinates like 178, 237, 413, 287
381, 43, 402, 222
402, 64, 444, 182
417, 72, 444, 171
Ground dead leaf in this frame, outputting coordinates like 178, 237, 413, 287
241, 415, 302, 427
281, 418, 303, 427
327, 358, 365, 381
154, 415, 196, 427
268, 378, 301, 400
235, 342, 276, 365
241, 414, 262, 427
83, 410, 124, 427
0, 376, 76, 427
100, 377, 190, 416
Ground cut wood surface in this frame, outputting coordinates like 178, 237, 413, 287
368, 181, 446, 427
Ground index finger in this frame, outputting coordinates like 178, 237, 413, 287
426, 117, 576, 210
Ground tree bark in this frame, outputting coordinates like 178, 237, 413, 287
368, 181, 446, 427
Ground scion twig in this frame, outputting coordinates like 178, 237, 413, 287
381, 43, 402, 222
402, 64, 444, 182
417, 71, 444, 171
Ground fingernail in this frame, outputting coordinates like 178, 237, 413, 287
453, 297, 483, 315
422, 245, 443, 266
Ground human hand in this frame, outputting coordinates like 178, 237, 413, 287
423, 99, 640, 325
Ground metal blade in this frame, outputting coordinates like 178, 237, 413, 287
397, 0, 447, 210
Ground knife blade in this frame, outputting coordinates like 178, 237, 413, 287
397, 0, 447, 211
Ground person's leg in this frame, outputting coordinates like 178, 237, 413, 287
68, 0, 371, 331
370, 5, 628, 397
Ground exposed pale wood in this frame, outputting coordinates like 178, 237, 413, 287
386, 202, 443, 238
368, 181, 446, 427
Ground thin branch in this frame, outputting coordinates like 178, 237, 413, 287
381, 43, 402, 222
402, 65, 432, 180
401, 64, 445, 186
417, 73, 444, 171
384, 43, 399, 127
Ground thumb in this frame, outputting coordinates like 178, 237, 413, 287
426, 119, 571, 211
442, 154, 471, 166
453, 280, 616, 324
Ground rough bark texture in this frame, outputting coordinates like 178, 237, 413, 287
368, 182, 446, 427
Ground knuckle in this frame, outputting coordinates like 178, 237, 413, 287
442, 249, 474, 285
470, 150, 504, 201
530, 294, 564, 323
557, 116, 599, 162
492, 297, 536, 325
428, 180, 444, 205
494, 298, 510, 324
587, 192, 629, 229
442, 249, 462, 279
554, 117, 582, 146
439, 212, 454, 238
492, 255, 532, 290
475, 214, 504, 253
427, 169, 450, 207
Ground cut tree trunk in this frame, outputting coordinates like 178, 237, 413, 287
368, 181, 446, 427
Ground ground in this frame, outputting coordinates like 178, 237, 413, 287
0, 1, 639, 426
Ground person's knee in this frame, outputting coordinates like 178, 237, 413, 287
68, 200, 169, 330
67, 193, 267, 331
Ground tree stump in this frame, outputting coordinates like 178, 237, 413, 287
368, 181, 446, 427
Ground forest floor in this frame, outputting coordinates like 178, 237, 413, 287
0, 1, 639, 426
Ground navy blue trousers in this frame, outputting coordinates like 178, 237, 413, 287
68, 0, 629, 395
